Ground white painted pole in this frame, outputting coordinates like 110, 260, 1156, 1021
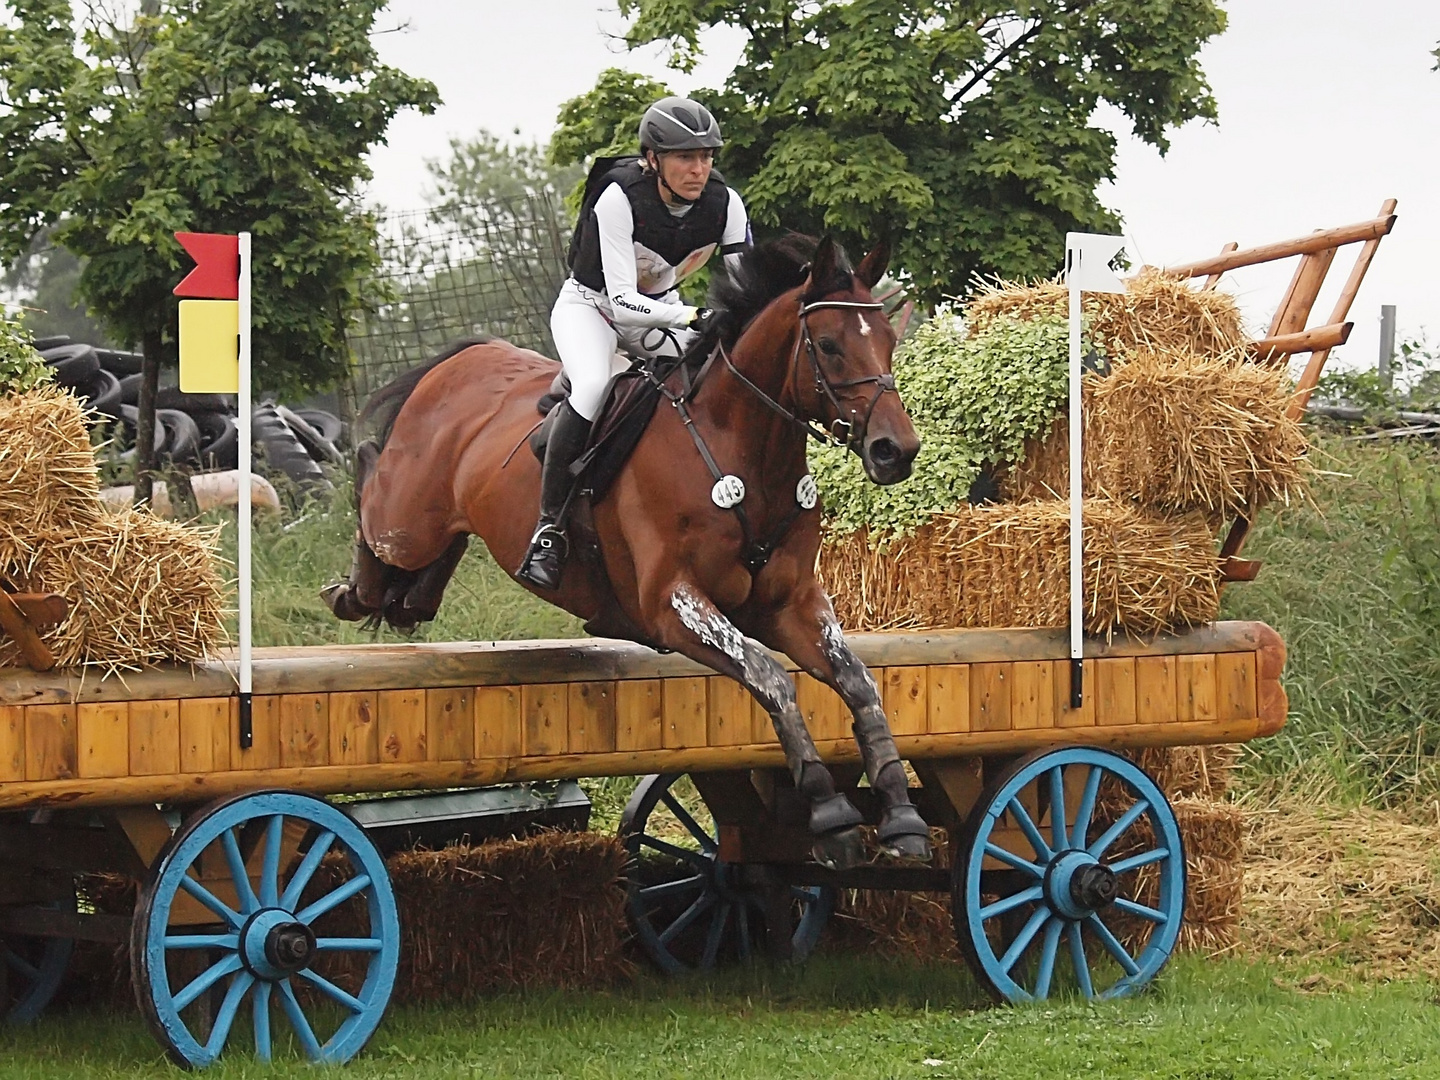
237, 232, 253, 747
1067, 265, 1084, 707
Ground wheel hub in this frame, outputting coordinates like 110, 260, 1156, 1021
1043, 850, 1118, 920
240, 908, 317, 980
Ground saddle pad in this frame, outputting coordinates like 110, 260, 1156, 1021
529, 369, 664, 504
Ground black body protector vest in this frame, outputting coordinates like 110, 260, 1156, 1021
568, 156, 730, 298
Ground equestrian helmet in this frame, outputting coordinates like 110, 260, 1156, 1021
638, 96, 723, 153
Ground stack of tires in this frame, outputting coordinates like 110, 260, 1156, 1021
35, 336, 346, 491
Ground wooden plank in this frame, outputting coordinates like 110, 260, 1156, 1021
474, 685, 522, 758
1055, 660, 1097, 728
926, 664, 969, 735
568, 681, 616, 755
1164, 213, 1396, 280
1177, 655, 1219, 723
0, 705, 23, 782
522, 683, 568, 756
707, 676, 753, 746
1248, 321, 1351, 362
1010, 661, 1054, 730
234, 695, 281, 770
279, 694, 328, 769
1135, 657, 1179, 726
882, 667, 927, 737
179, 697, 233, 774
1216, 652, 1257, 721
25, 704, 76, 781
128, 700, 180, 777
1201, 241, 1238, 290
1095, 658, 1137, 726
377, 689, 426, 763
615, 680, 663, 752
426, 687, 473, 762
662, 677, 708, 749
795, 674, 848, 742
328, 692, 378, 767
971, 663, 1011, 732
77, 702, 129, 779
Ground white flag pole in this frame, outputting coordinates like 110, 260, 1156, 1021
237, 231, 253, 747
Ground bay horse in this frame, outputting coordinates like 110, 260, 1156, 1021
324, 235, 929, 868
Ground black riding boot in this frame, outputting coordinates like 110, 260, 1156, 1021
517, 401, 592, 590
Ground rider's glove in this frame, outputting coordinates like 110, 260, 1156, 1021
688, 306, 718, 334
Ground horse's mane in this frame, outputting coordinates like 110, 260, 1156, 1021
360, 335, 491, 449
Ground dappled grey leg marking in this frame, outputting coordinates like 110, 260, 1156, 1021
820, 614, 931, 859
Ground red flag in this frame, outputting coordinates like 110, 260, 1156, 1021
173, 232, 240, 299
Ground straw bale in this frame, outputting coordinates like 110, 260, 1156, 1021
819, 500, 1219, 636
966, 268, 1247, 358
0, 386, 102, 541
1133, 744, 1240, 802
0, 508, 226, 670
1004, 349, 1309, 517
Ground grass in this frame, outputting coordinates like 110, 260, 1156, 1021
4, 955, 1440, 1078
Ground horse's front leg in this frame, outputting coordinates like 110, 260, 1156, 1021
645, 581, 865, 870
761, 590, 932, 861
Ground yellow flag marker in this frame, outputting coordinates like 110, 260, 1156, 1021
178, 299, 239, 392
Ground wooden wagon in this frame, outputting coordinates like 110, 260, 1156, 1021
0, 621, 1283, 1064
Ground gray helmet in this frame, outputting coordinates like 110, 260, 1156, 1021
638, 96, 723, 153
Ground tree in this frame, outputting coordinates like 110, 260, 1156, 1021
427, 130, 584, 212
3, 232, 114, 346
0, 0, 437, 499
552, 2, 1226, 304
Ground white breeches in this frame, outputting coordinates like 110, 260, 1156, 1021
550, 278, 695, 421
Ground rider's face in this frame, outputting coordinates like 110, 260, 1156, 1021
652, 149, 714, 203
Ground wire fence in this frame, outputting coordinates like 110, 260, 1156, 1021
345, 191, 571, 410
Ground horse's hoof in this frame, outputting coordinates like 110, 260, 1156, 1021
879, 831, 933, 861
878, 806, 933, 862
812, 826, 864, 871
809, 793, 864, 836
321, 582, 364, 621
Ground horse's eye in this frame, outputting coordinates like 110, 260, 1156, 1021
818, 338, 842, 357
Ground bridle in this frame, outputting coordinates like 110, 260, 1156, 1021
719, 297, 897, 450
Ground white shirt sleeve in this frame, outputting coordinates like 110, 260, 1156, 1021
721, 187, 751, 276
594, 184, 694, 329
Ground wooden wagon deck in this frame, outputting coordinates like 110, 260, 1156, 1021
0, 621, 1284, 810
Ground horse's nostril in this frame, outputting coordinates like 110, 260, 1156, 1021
869, 438, 900, 466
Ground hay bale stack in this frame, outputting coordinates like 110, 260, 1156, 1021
966, 268, 1247, 358
819, 501, 1220, 635
1003, 349, 1308, 516
0, 387, 225, 670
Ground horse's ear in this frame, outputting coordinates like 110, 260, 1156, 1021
855, 238, 890, 290
805, 236, 838, 299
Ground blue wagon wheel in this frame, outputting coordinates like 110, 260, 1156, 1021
131, 790, 399, 1068
620, 774, 833, 974
952, 747, 1185, 1003
3, 898, 74, 1024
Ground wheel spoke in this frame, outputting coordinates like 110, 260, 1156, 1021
984, 842, 1045, 879
203, 971, 255, 1058
1108, 847, 1170, 875
276, 978, 324, 1061
639, 834, 710, 868
637, 875, 705, 903
221, 827, 260, 916
979, 884, 1044, 923
657, 892, 714, 946
315, 937, 384, 953
260, 815, 284, 909
1006, 797, 1052, 862
1033, 917, 1063, 999
174, 953, 243, 1012
163, 933, 239, 951
1087, 799, 1150, 859
659, 790, 717, 852
252, 979, 272, 1063
297, 966, 366, 1013
736, 903, 751, 962
280, 830, 336, 911
1068, 920, 1094, 997
3, 947, 39, 981
1112, 896, 1169, 925
998, 905, 1050, 974
1070, 765, 1101, 850
296, 873, 371, 926
700, 902, 730, 969
1085, 913, 1140, 976
1048, 766, 1068, 852
179, 875, 243, 929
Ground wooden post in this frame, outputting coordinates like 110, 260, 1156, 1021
1379, 304, 1396, 389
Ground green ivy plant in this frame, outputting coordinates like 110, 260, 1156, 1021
810, 313, 1089, 539
0, 310, 50, 394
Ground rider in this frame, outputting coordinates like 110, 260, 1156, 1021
517, 96, 753, 590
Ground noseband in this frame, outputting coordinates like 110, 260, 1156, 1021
720, 298, 897, 450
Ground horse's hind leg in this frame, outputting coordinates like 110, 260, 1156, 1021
650, 583, 864, 870
390, 533, 467, 625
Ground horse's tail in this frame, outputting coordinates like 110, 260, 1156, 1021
359, 336, 492, 451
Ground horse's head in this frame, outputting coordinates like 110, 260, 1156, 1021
794, 237, 920, 485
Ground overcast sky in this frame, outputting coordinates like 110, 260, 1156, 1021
366, 1, 1440, 371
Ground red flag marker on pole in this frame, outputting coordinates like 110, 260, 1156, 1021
174, 232, 240, 300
